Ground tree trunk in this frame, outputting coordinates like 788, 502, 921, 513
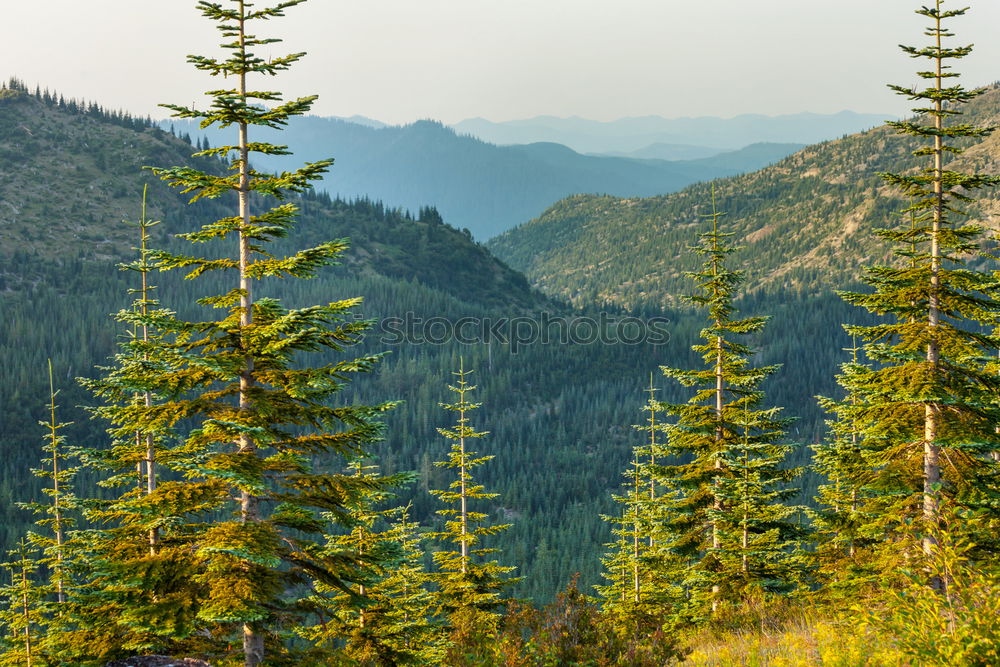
712, 337, 723, 613
236, 5, 263, 665
48, 361, 65, 605
923, 4, 943, 579
140, 194, 158, 555
741, 521, 748, 574
648, 385, 657, 549
460, 410, 468, 575
21, 564, 33, 667
633, 453, 641, 603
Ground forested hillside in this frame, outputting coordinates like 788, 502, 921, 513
488, 84, 1000, 309
4, 0, 1000, 662
0, 81, 872, 614
0, 81, 688, 606
0, 85, 537, 307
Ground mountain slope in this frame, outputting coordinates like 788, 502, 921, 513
172, 116, 745, 240
0, 82, 939, 609
599, 143, 727, 161
487, 86, 1000, 309
0, 83, 686, 605
0, 87, 539, 309
685, 142, 806, 172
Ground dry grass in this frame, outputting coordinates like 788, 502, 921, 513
679, 612, 908, 666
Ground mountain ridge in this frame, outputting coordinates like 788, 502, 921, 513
452, 110, 892, 155
486, 85, 1000, 308
0, 80, 902, 605
170, 115, 808, 240
0, 85, 540, 309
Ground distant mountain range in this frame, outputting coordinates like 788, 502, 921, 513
170, 116, 812, 239
486, 86, 1000, 309
451, 111, 893, 156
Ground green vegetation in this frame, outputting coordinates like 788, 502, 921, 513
2, 0, 1000, 663
298, 459, 441, 664
835, 0, 1000, 592
429, 364, 516, 659
654, 195, 804, 618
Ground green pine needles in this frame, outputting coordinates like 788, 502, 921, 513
597, 377, 677, 618
812, 340, 880, 593
22, 361, 78, 608
298, 459, 443, 664
837, 0, 1000, 578
655, 191, 802, 618
63, 193, 213, 664
75, 1, 395, 664
430, 363, 516, 651
1, 364, 80, 664
0, 540, 46, 667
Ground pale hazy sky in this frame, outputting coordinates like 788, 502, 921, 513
4, 0, 1000, 125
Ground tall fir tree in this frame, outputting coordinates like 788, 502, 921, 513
429, 363, 516, 654
62, 194, 211, 664
838, 0, 1000, 581
77, 1, 399, 664
10, 362, 82, 663
657, 191, 801, 618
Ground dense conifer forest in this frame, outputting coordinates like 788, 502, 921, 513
2, 0, 1000, 665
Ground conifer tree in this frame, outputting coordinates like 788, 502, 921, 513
0, 540, 46, 667
812, 340, 880, 591
0, 360, 96, 666
61, 195, 212, 664
598, 452, 650, 614
838, 0, 1000, 579
597, 377, 679, 625
77, 1, 397, 663
657, 191, 800, 617
429, 363, 516, 649
300, 459, 442, 665
131, 188, 161, 554
19, 361, 78, 608
711, 403, 804, 599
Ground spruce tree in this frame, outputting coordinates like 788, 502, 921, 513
11, 362, 82, 663
298, 459, 443, 665
710, 402, 804, 600
838, 0, 1000, 579
62, 195, 210, 664
0, 541, 46, 667
78, 1, 396, 663
429, 363, 515, 651
598, 450, 650, 614
657, 192, 800, 618
597, 377, 679, 627
20, 361, 78, 608
812, 340, 880, 592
